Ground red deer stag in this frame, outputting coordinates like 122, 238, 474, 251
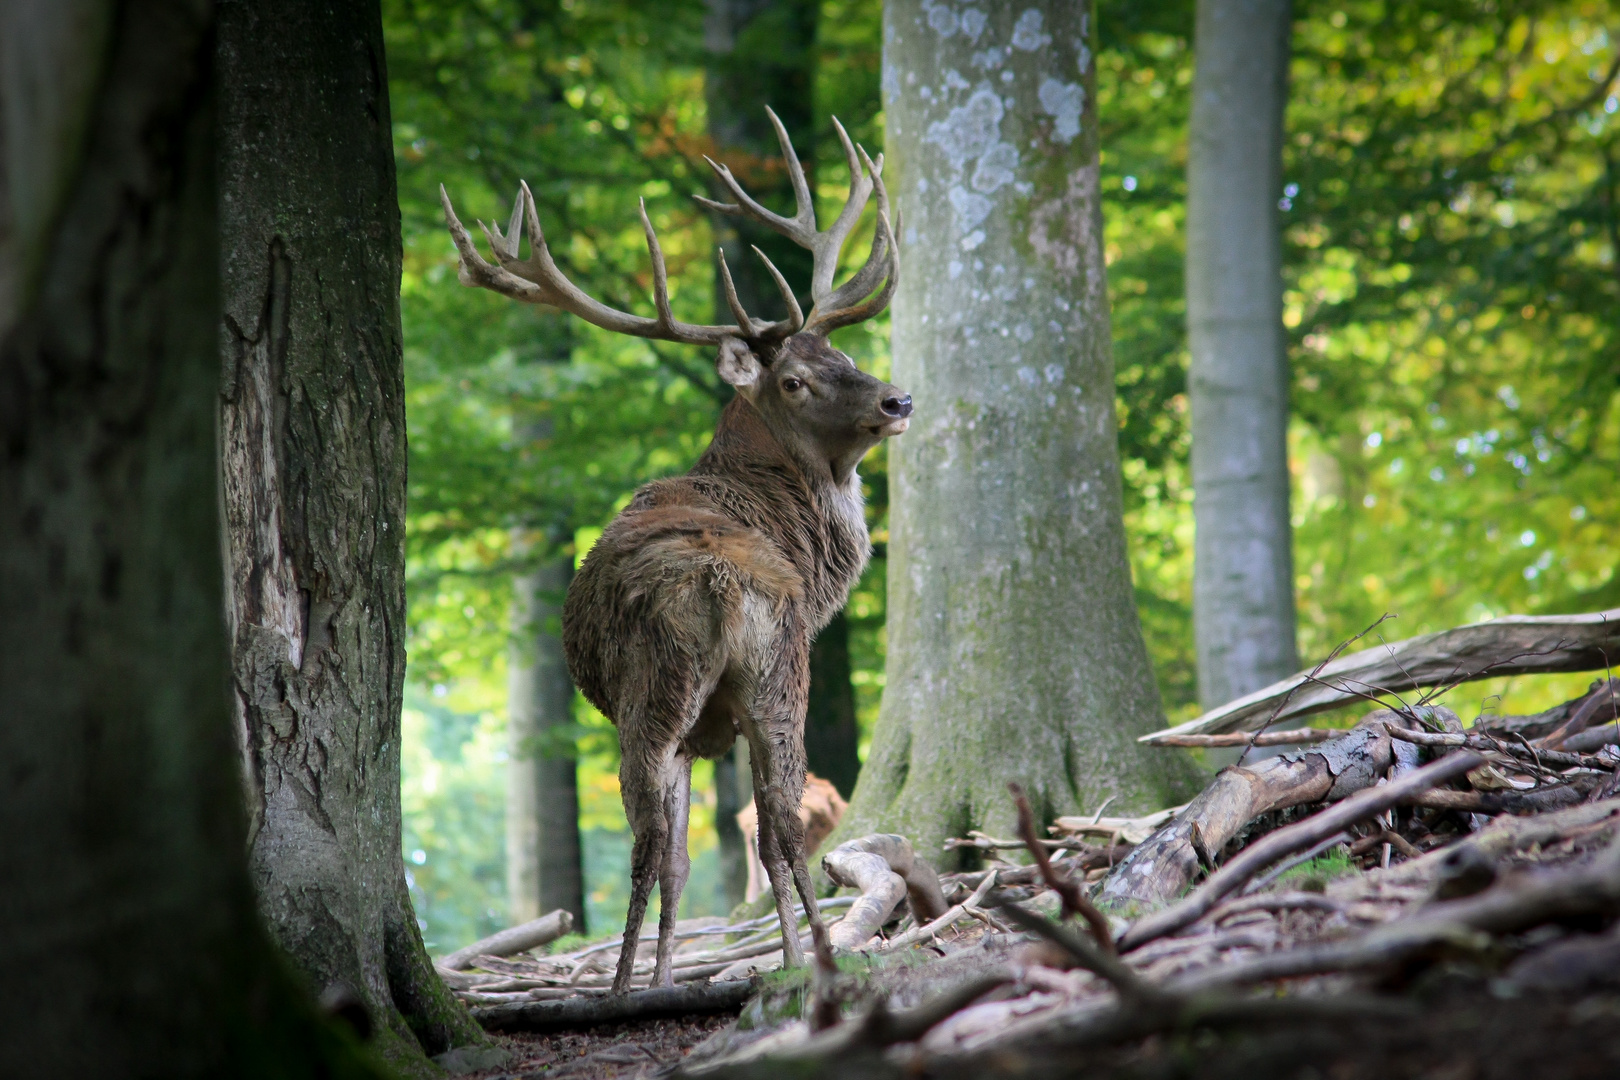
440, 108, 907, 993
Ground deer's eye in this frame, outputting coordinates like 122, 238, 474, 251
781, 377, 805, 392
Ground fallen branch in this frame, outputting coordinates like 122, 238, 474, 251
473, 978, 760, 1032
1146, 729, 1343, 748
1385, 722, 1611, 772
874, 871, 998, 954
1141, 608, 1620, 742
439, 910, 573, 971
1104, 714, 1413, 905
1403, 782, 1594, 814
822, 834, 948, 950
1118, 751, 1483, 951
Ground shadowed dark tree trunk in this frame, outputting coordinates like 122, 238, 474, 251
0, 1, 385, 1073
508, 554, 587, 930
805, 612, 862, 799
704, 0, 834, 909
216, 0, 482, 1069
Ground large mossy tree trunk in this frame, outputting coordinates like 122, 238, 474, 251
1187, 0, 1299, 710
0, 2, 383, 1073
704, 0, 843, 909
216, 0, 482, 1067
508, 555, 586, 930
839, 0, 1199, 863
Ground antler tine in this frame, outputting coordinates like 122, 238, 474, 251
637, 198, 676, 329
715, 249, 756, 335
441, 184, 547, 303
486, 186, 525, 262
802, 143, 898, 336
445, 180, 756, 346
751, 245, 804, 333
764, 105, 817, 234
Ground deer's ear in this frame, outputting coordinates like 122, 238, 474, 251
716, 337, 762, 393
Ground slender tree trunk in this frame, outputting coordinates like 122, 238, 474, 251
508, 555, 586, 931
704, 0, 835, 907
216, 0, 482, 1068
839, 0, 1200, 864
1187, 0, 1299, 710
0, 3, 383, 1072
806, 612, 862, 799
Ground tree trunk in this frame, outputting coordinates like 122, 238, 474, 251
1186, 0, 1299, 710
704, 0, 828, 906
216, 0, 482, 1068
508, 555, 586, 931
839, 0, 1200, 863
0, 3, 383, 1072
806, 611, 862, 799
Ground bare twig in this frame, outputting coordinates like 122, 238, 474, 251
1149, 729, 1342, 748
1009, 782, 1115, 953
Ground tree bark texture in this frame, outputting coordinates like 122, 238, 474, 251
840, 0, 1200, 864
507, 556, 586, 930
0, 3, 382, 1073
216, 0, 481, 1066
805, 611, 863, 799
1186, 0, 1299, 710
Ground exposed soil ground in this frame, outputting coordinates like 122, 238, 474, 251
462, 1013, 738, 1079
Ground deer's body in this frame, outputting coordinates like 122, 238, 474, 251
442, 107, 904, 994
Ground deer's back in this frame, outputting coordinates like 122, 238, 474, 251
562, 456, 869, 727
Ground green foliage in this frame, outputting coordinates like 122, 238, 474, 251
1275, 846, 1358, 892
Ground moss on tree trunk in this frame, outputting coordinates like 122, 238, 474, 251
836, 0, 1202, 865
216, 0, 482, 1068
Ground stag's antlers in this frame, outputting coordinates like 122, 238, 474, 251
440, 107, 897, 346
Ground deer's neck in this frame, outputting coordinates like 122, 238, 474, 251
693, 398, 870, 623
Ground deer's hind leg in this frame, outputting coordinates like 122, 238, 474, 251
741, 605, 834, 973
611, 730, 672, 994
652, 754, 694, 988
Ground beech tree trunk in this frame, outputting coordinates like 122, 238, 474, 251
507, 556, 586, 930
1186, 0, 1299, 709
838, 0, 1199, 863
0, 3, 382, 1072
217, 0, 482, 1068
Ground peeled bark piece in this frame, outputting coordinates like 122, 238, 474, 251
822, 835, 948, 949
1104, 714, 1410, 905
438, 911, 573, 971
1144, 608, 1620, 743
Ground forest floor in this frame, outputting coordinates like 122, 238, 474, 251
462, 1014, 737, 1079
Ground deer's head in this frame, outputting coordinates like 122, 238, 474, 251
440, 107, 908, 483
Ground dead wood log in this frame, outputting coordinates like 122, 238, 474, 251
874, 872, 999, 954
1117, 751, 1483, 950
471, 978, 760, 1032
1141, 608, 1620, 743
1102, 714, 1414, 906
438, 909, 573, 970
1384, 722, 1612, 773
1535, 677, 1619, 749
822, 834, 948, 950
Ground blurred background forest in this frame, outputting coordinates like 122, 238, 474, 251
385, 0, 1620, 954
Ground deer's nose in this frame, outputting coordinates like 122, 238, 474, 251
881, 394, 913, 419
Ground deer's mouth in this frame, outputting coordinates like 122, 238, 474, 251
869, 417, 910, 437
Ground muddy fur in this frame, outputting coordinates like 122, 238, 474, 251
562, 332, 911, 994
